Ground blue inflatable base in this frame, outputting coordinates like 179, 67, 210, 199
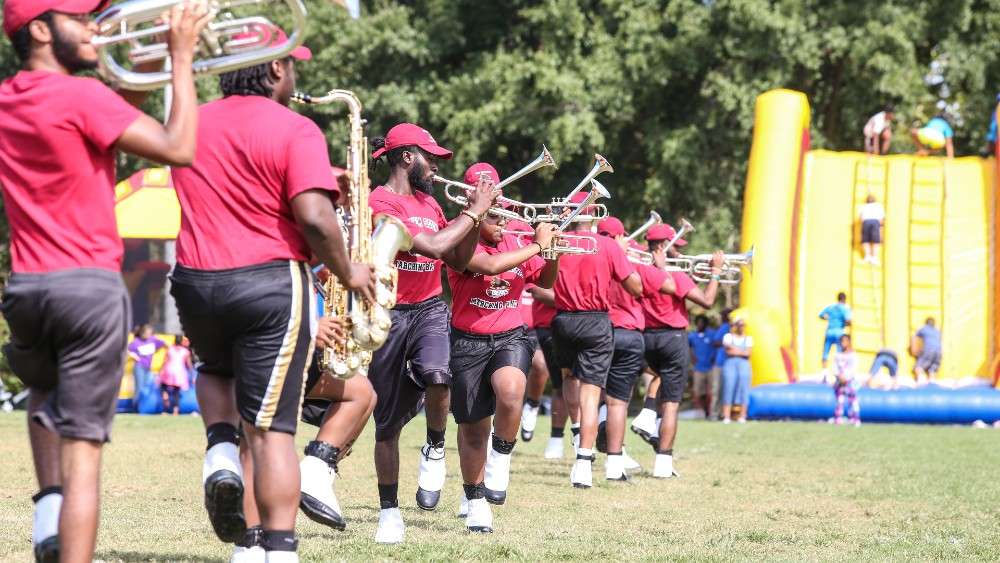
748, 383, 1000, 424
120, 384, 199, 415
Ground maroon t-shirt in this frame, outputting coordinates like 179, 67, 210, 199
553, 233, 634, 311
0, 71, 141, 273
369, 186, 448, 304
172, 96, 338, 269
642, 271, 696, 329
609, 263, 668, 330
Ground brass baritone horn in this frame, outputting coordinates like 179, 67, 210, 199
626, 211, 662, 242
92, 0, 308, 91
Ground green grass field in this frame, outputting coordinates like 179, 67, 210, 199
0, 413, 998, 561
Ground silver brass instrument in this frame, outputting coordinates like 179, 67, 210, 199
292, 89, 413, 378
663, 218, 694, 254
562, 154, 613, 203
665, 246, 755, 285
525, 153, 613, 223
436, 146, 556, 222
626, 247, 653, 265
93, 0, 308, 91
626, 211, 662, 242
501, 230, 599, 258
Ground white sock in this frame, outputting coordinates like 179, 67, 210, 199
265, 551, 299, 563
32, 489, 62, 544
203, 441, 242, 483
577, 448, 593, 458
571, 422, 581, 432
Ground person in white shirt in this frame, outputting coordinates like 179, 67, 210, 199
863, 107, 894, 155
859, 194, 885, 264
721, 317, 753, 424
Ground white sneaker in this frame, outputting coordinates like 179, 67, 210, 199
416, 443, 446, 511
264, 551, 299, 563
299, 455, 345, 530
520, 403, 539, 441
231, 546, 265, 563
374, 507, 405, 544
652, 454, 679, 479
630, 409, 658, 442
465, 498, 494, 533
605, 454, 627, 481
621, 447, 642, 472
570, 455, 594, 488
203, 442, 246, 543
457, 493, 469, 518
544, 436, 564, 459
32, 489, 62, 563
483, 444, 512, 505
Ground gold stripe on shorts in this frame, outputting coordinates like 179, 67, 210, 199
256, 261, 304, 430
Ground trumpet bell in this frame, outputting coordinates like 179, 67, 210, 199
93, 0, 308, 91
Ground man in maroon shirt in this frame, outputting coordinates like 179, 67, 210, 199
169, 42, 374, 561
551, 193, 643, 488
0, 2, 209, 561
367, 124, 495, 544
639, 224, 723, 479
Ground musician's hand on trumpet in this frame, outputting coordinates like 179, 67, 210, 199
465, 174, 498, 218
708, 251, 725, 279
534, 222, 558, 256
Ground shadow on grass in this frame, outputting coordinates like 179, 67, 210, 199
96, 549, 221, 562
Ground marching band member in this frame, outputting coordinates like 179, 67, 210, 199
517, 284, 549, 443
448, 163, 560, 532
638, 224, 723, 479
551, 193, 642, 488
367, 125, 495, 544
595, 218, 675, 480
0, 2, 208, 560
170, 39, 375, 561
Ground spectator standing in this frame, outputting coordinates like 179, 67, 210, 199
720, 317, 752, 424
910, 116, 955, 158
819, 293, 852, 368
859, 195, 885, 265
158, 334, 193, 415
688, 315, 716, 418
911, 318, 942, 385
831, 335, 862, 426
709, 309, 732, 420
863, 107, 894, 155
128, 324, 166, 394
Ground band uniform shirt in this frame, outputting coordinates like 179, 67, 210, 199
505, 221, 538, 328
172, 96, 337, 269
609, 263, 667, 330
642, 270, 695, 329
553, 233, 634, 311
448, 236, 544, 334
369, 186, 448, 304
0, 71, 141, 273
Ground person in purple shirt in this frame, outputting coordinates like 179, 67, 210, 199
128, 324, 166, 394
709, 309, 732, 421
688, 315, 716, 418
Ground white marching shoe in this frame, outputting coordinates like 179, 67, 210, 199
630, 408, 658, 444
544, 436, 564, 459
652, 454, 680, 479
605, 454, 627, 481
203, 441, 246, 543
230, 545, 265, 563
298, 451, 345, 530
622, 447, 642, 472
570, 452, 595, 488
465, 497, 494, 533
483, 443, 512, 505
520, 403, 539, 441
457, 493, 469, 518
32, 488, 62, 563
374, 507, 405, 544
416, 443, 446, 510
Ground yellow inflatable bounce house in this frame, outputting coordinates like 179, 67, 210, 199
740, 89, 998, 388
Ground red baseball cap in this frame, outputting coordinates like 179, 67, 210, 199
464, 162, 499, 185
4, 0, 110, 39
232, 28, 311, 61
372, 123, 453, 160
646, 223, 687, 246
597, 217, 625, 237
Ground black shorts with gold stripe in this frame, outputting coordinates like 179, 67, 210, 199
171, 260, 316, 434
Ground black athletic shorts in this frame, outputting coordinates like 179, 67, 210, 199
552, 311, 614, 388
533, 327, 561, 389
300, 355, 328, 427
2, 269, 130, 442
450, 326, 533, 424
644, 327, 689, 403
170, 260, 315, 435
369, 297, 451, 441
862, 219, 881, 244
607, 328, 645, 402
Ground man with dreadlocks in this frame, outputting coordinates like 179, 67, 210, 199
169, 33, 375, 562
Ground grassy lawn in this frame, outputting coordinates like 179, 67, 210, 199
0, 413, 998, 561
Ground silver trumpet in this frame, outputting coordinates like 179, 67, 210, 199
562, 154, 614, 203
626, 247, 653, 265
665, 246, 755, 285
523, 153, 613, 223
501, 230, 599, 259
92, 0, 308, 91
663, 218, 695, 254
626, 211, 662, 242
437, 145, 557, 222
